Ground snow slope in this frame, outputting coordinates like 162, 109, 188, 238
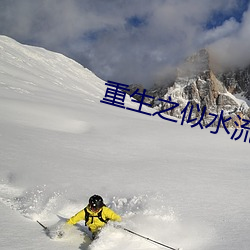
0, 36, 249, 250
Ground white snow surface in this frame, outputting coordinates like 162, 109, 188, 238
0, 35, 250, 250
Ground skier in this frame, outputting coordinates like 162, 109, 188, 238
66, 194, 121, 239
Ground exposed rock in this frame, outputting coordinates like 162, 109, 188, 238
129, 48, 250, 128
217, 66, 250, 99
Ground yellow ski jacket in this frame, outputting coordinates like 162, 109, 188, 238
67, 206, 121, 233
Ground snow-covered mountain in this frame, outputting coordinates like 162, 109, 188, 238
0, 36, 250, 250
218, 65, 250, 100
131, 49, 250, 129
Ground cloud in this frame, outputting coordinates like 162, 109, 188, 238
209, 4, 250, 69
0, 0, 249, 87
200, 18, 240, 45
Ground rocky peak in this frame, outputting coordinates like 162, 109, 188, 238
217, 66, 250, 100
174, 49, 226, 105
130, 48, 250, 128
177, 48, 210, 78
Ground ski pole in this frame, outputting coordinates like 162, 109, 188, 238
122, 227, 180, 250
37, 220, 48, 231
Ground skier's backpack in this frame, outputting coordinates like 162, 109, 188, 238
84, 206, 109, 226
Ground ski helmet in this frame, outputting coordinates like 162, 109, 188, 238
89, 195, 104, 210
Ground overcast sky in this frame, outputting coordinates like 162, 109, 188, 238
0, 0, 249, 87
